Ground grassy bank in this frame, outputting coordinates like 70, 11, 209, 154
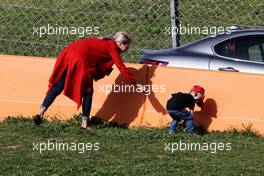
0, 116, 263, 175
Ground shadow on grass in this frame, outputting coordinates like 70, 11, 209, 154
176, 121, 209, 136
89, 116, 128, 129
1, 116, 263, 138
2, 115, 128, 129
195, 125, 209, 136
58, 114, 129, 129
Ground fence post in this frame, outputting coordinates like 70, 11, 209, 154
170, 0, 180, 48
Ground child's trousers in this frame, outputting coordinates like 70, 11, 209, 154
167, 109, 194, 134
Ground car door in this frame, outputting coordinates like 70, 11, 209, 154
210, 35, 264, 74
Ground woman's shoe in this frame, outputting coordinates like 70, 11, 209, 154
33, 114, 42, 125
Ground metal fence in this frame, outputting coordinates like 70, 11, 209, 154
177, 0, 264, 45
0, 0, 263, 62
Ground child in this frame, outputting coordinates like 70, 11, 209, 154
166, 85, 205, 134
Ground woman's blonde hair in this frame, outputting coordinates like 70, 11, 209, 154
113, 31, 132, 45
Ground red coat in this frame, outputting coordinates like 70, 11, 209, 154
47, 37, 136, 109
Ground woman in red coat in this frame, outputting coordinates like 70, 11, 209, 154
33, 32, 136, 129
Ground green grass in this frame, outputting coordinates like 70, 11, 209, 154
0, 116, 264, 176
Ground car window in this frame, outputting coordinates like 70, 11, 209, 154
214, 35, 264, 63
214, 39, 236, 58
248, 45, 262, 62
